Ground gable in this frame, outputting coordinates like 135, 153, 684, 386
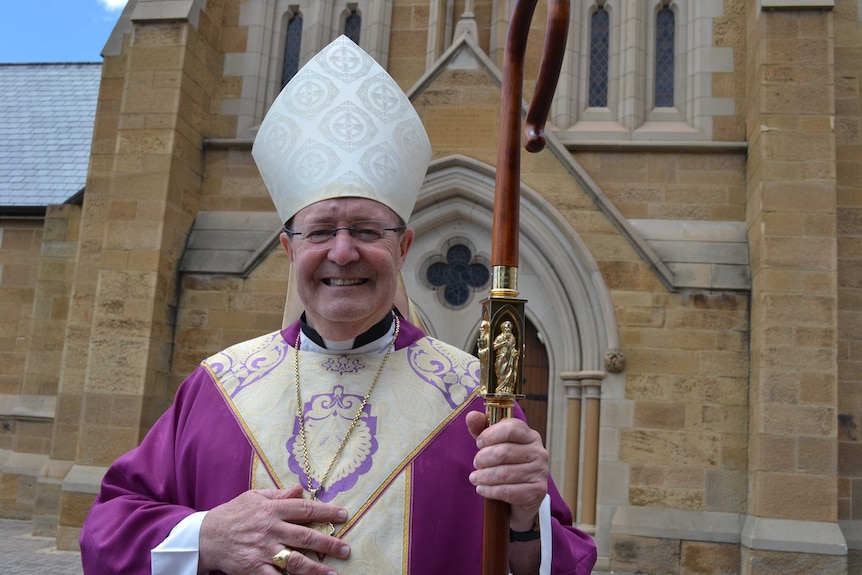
407, 33, 680, 290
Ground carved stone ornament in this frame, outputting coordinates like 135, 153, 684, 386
604, 349, 626, 374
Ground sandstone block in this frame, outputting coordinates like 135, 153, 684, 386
742, 547, 847, 575
681, 540, 741, 575
634, 402, 687, 431
798, 436, 837, 473
59, 491, 97, 528
612, 533, 681, 574
621, 429, 721, 468
630, 485, 704, 510
751, 433, 797, 472
754, 471, 836, 521
758, 403, 836, 436
77, 424, 138, 467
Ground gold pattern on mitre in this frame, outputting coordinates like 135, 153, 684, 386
252, 35, 432, 225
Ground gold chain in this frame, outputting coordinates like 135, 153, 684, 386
294, 316, 400, 502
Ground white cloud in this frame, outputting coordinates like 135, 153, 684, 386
98, 0, 129, 11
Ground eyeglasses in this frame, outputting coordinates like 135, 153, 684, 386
283, 221, 406, 245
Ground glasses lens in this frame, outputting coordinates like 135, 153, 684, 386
295, 221, 399, 246
302, 224, 337, 244
350, 222, 387, 241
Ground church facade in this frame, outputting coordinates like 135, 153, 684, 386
0, 0, 860, 572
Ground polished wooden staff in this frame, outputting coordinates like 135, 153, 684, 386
480, 1, 569, 574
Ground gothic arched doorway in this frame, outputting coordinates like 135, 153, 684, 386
404, 156, 621, 507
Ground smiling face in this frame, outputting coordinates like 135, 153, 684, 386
281, 197, 414, 341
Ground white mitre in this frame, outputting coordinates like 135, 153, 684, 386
253, 35, 432, 224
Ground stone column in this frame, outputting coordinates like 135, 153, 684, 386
561, 370, 605, 533
580, 373, 605, 533
744, 2, 847, 572
561, 371, 584, 518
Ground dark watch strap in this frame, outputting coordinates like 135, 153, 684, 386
509, 527, 541, 542
509, 517, 541, 542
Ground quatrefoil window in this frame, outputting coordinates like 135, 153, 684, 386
423, 242, 491, 308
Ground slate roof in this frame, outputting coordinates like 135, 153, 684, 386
0, 63, 101, 208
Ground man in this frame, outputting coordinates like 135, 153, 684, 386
80, 36, 596, 575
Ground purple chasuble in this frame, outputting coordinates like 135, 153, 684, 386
80, 319, 596, 574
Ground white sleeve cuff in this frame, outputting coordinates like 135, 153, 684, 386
151, 511, 207, 575
538, 494, 552, 575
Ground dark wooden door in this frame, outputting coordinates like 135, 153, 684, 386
520, 319, 549, 445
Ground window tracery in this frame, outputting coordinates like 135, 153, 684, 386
654, 3, 675, 108
281, 11, 304, 88
227, 0, 393, 139
550, 0, 730, 142
588, 3, 610, 108
343, 6, 361, 43
421, 241, 491, 309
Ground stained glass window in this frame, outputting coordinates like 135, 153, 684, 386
281, 13, 303, 88
655, 5, 675, 107
344, 9, 361, 44
589, 6, 610, 108
425, 244, 490, 308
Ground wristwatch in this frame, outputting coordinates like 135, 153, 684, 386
509, 515, 541, 542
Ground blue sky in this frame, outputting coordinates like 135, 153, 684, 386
0, 0, 128, 63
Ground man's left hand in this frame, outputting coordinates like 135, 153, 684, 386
465, 411, 548, 531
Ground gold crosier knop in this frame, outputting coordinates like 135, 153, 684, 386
293, 315, 401, 536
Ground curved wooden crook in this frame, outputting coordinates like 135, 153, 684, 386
492, 0, 570, 268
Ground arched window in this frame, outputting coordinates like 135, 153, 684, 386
654, 3, 675, 107
588, 4, 610, 108
229, 0, 394, 139
281, 12, 303, 88
344, 8, 361, 44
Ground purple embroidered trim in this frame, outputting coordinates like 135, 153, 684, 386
286, 384, 378, 502
322, 355, 366, 375
208, 333, 290, 399
407, 338, 480, 408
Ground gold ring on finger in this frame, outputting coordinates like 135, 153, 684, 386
272, 548, 293, 570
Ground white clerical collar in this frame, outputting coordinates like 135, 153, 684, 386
298, 316, 397, 355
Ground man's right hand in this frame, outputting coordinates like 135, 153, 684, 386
198, 485, 350, 574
